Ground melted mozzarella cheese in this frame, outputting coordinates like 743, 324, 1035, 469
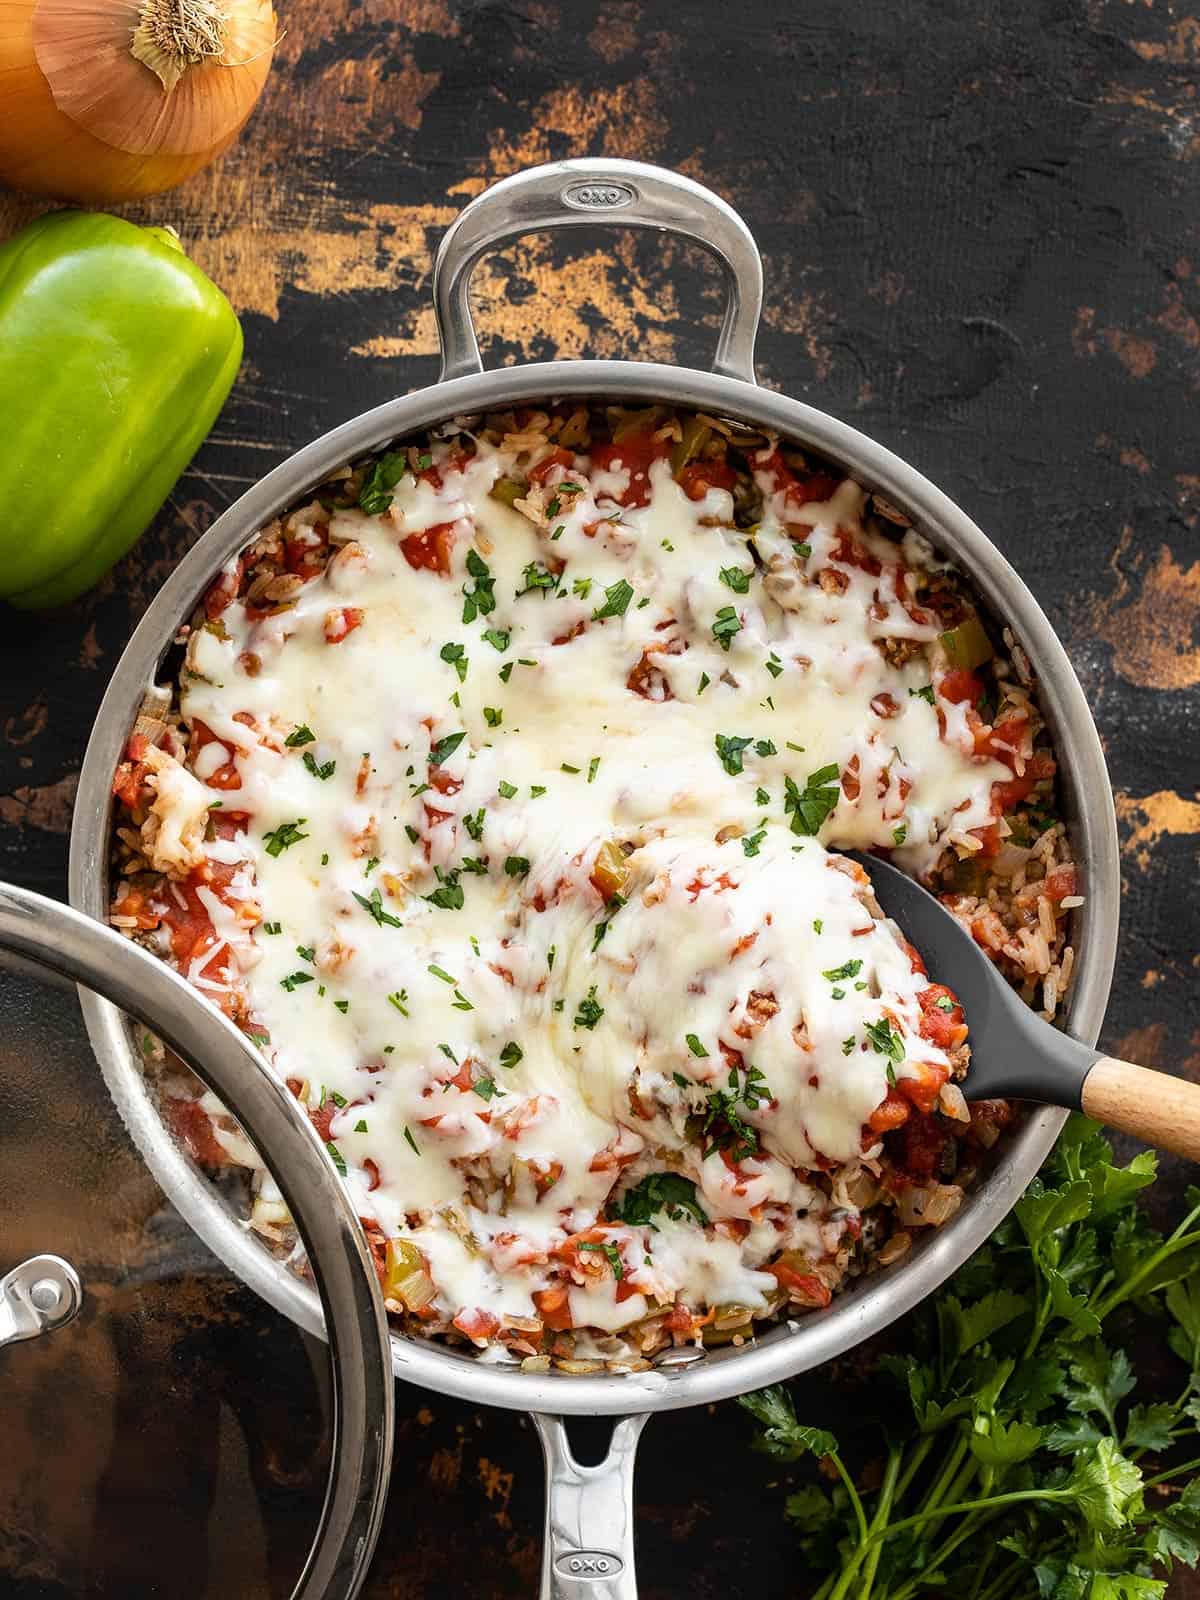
172, 436, 998, 1331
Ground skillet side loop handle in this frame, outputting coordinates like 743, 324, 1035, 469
433, 158, 763, 385
1082, 1058, 1200, 1162
532, 1412, 647, 1600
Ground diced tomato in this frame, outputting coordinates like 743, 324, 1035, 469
766, 1263, 833, 1306
968, 823, 1002, 858
428, 765, 463, 796
527, 446, 574, 485
1043, 865, 1077, 902
897, 1060, 950, 1114
678, 459, 738, 500
204, 559, 245, 620
400, 520, 457, 574
992, 772, 1035, 812
324, 607, 364, 644
284, 526, 328, 578
533, 1286, 573, 1332
309, 1099, 338, 1143
165, 1097, 231, 1167
830, 527, 882, 576
453, 1307, 501, 1344
916, 985, 967, 1051
187, 719, 241, 790
887, 1110, 952, 1182
590, 431, 671, 507
867, 1088, 910, 1135
940, 669, 983, 705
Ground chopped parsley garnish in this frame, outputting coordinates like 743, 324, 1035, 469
296, 944, 315, 962
822, 959, 863, 983
498, 661, 514, 683
352, 887, 402, 928
388, 990, 409, 1016
504, 855, 530, 877
756, 786, 771, 805
784, 764, 841, 836
936, 995, 957, 1013
720, 565, 752, 594
832, 987, 846, 1000
698, 671, 711, 695
612, 1172, 708, 1229
519, 560, 557, 596
263, 818, 308, 856
333, 999, 350, 1013
472, 1076, 500, 1101
483, 706, 503, 728
262, 922, 281, 935
813, 919, 823, 933
460, 856, 488, 875
591, 892, 626, 950
403, 1125, 420, 1155
560, 762, 580, 774
354, 1119, 368, 1134
440, 641, 468, 681
463, 807, 485, 840
461, 548, 496, 621
909, 683, 935, 704
592, 577, 634, 620
280, 970, 314, 991
428, 730, 466, 766
842, 1036, 856, 1055
303, 751, 336, 780
587, 756, 601, 783
573, 986, 605, 1029
893, 823, 908, 846
578, 1240, 624, 1280
497, 780, 518, 799
365, 857, 379, 875
686, 1033, 709, 1058
766, 653, 784, 679
424, 868, 464, 910
530, 784, 547, 798
715, 733, 754, 776
405, 824, 419, 843
482, 628, 510, 652
499, 1041, 523, 1069
742, 829, 767, 857
284, 724, 315, 747
755, 738, 777, 757
451, 989, 474, 1011
438, 1043, 458, 1063
427, 964, 457, 985
572, 576, 593, 599
547, 945, 556, 971
325, 1141, 347, 1176
792, 540, 812, 558
712, 605, 742, 651
865, 1016, 906, 1065
358, 450, 408, 515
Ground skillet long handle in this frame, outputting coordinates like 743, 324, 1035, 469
1082, 1058, 1200, 1161
532, 1413, 647, 1599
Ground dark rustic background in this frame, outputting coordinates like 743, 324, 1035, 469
2, 0, 1199, 1594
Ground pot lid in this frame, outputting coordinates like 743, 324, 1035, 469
0, 883, 393, 1600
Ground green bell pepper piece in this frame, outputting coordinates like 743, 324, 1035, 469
0, 211, 242, 609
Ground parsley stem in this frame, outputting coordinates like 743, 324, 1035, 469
1092, 1211, 1200, 1322
854, 1487, 1071, 1548
856, 1445, 902, 1600
921, 1433, 970, 1518
1140, 1453, 1200, 1492
830, 1452, 870, 1551
891, 1432, 937, 1506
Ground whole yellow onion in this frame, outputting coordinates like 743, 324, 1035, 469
0, 0, 278, 202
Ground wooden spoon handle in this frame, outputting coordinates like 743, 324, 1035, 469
1082, 1058, 1200, 1160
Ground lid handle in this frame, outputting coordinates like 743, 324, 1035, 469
433, 158, 763, 385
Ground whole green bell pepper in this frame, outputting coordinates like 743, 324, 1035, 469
0, 211, 242, 609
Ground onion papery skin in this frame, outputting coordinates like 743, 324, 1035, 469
0, 0, 276, 203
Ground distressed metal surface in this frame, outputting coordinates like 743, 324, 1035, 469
1, 0, 1197, 1593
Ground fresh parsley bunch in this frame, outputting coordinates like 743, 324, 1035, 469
739, 1117, 1200, 1599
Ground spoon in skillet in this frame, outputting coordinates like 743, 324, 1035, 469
848, 850, 1200, 1161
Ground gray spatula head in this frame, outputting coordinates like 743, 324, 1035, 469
845, 850, 1101, 1109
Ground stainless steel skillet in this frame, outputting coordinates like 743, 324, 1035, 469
68, 158, 1120, 1598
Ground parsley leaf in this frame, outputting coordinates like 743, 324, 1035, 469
712, 604, 742, 651
592, 578, 635, 620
